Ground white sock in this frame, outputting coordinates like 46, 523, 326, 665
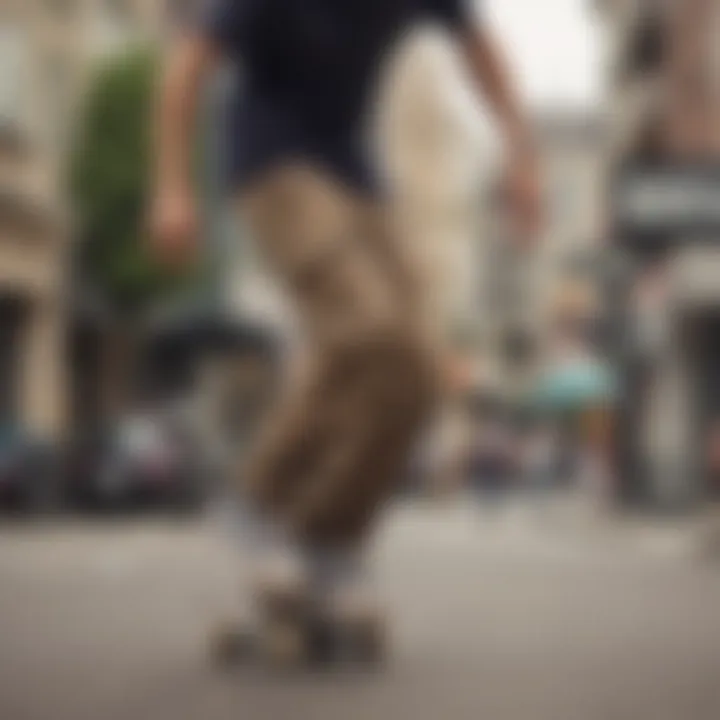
305, 546, 370, 610
221, 498, 303, 622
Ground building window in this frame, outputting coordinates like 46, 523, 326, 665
562, 248, 599, 278
0, 297, 27, 426
486, 239, 525, 320
166, 0, 199, 25
550, 177, 583, 229
501, 328, 536, 370
94, 0, 137, 53
44, 0, 76, 17
104, 0, 133, 23
619, 10, 667, 82
0, 27, 28, 128
44, 54, 74, 149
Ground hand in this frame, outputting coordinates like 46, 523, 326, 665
148, 188, 200, 270
505, 149, 543, 247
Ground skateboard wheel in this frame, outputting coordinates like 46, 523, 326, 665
346, 616, 387, 666
309, 612, 388, 667
210, 623, 256, 667
257, 585, 312, 670
260, 619, 306, 669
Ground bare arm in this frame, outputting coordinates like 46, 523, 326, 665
460, 25, 543, 239
155, 35, 217, 195
460, 26, 534, 156
151, 36, 219, 266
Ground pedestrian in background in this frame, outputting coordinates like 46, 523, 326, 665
523, 418, 558, 501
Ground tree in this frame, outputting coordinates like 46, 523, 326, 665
71, 46, 198, 313
70, 46, 201, 414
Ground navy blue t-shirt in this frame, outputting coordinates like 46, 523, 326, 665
198, 0, 475, 193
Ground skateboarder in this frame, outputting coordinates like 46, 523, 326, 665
151, 0, 541, 665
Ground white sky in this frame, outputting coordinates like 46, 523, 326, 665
482, 0, 606, 111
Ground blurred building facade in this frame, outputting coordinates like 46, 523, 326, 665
0, 1, 168, 439
0, 0, 74, 438
600, 0, 720, 507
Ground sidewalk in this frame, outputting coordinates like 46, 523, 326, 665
690, 503, 720, 560
390, 493, 714, 563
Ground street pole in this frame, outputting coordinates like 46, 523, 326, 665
198, 70, 231, 314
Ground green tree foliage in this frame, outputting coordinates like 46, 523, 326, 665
70, 46, 197, 317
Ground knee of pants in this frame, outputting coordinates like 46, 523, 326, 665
333, 320, 440, 415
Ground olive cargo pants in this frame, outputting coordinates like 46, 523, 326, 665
238, 165, 441, 546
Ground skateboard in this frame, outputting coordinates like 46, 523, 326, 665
210, 594, 387, 669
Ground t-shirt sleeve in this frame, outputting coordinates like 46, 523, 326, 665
195, 0, 249, 51
425, 0, 476, 32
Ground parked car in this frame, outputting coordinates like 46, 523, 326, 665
62, 426, 114, 511
0, 426, 59, 513
64, 414, 207, 513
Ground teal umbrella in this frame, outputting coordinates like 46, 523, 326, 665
533, 360, 618, 412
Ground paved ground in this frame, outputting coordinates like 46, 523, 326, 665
1, 501, 720, 720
